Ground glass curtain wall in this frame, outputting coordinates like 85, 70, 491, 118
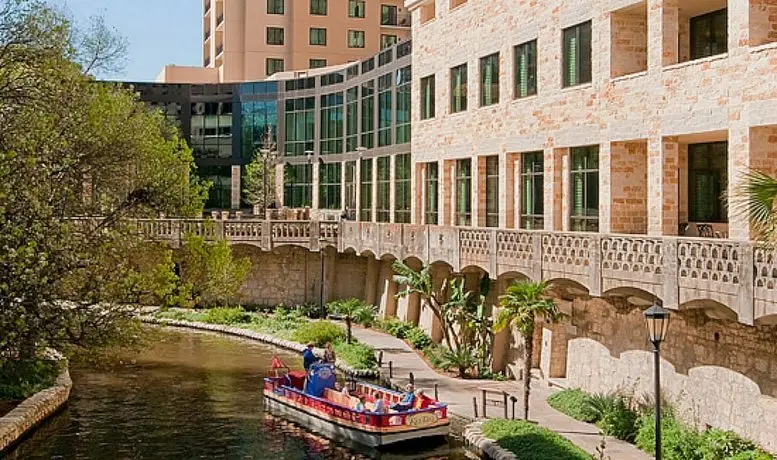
346, 87, 359, 151
396, 66, 411, 144
190, 101, 233, 160
376, 156, 391, 222
283, 164, 313, 208
361, 81, 375, 149
378, 73, 393, 147
345, 160, 356, 219
425, 162, 439, 224
394, 153, 411, 223
360, 158, 373, 221
320, 92, 344, 155
284, 97, 315, 156
319, 163, 342, 210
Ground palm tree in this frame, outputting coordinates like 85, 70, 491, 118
329, 298, 375, 344
496, 280, 563, 420
737, 170, 777, 241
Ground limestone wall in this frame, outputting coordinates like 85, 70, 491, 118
0, 368, 72, 453
563, 297, 777, 452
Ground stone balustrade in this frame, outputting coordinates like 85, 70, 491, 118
134, 219, 777, 327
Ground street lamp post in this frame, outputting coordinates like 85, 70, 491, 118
644, 303, 671, 460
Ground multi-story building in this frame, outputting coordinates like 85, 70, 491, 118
157, 0, 411, 84
131, 41, 412, 210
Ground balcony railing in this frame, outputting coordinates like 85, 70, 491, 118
204, 56, 211, 67
217, 13, 224, 26
204, 0, 211, 14
381, 11, 410, 27
215, 43, 224, 56
134, 218, 777, 328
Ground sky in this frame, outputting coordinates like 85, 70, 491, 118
53, 0, 202, 82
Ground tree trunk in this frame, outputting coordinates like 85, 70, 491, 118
523, 325, 534, 421
346, 317, 352, 344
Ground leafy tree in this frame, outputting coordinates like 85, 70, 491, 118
329, 298, 376, 344
0, 1, 206, 360
439, 345, 478, 378
243, 127, 278, 213
496, 280, 563, 420
179, 232, 252, 307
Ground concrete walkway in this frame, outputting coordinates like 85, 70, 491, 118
351, 326, 652, 460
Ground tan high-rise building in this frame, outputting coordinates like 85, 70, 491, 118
157, 0, 410, 83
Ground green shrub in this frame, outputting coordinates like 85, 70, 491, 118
730, 451, 775, 460
203, 307, 251, 325
548, 389, 598, 423
424, 344, 446, 369
291, 321, 346, 347
405, 327, 432, 349
156, 309, 205, 322
333, 342, 377, 370
439, 345, 478, 378
597, 397, 638, 442
636, 412, 704, 460
0, 359, 62, 400
295, 302, 327, 319
381, 318, 412, 338
481, 419, 592, 460
701, 429, 758, 459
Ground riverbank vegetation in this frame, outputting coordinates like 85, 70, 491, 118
548, 389, 774, 459
480, 419, 592, 460
155, 307, 377, 371
0, 360, 61, 401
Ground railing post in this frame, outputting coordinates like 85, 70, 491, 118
261, 220, 272, 251
453, 227, 462, 272
738, 242, 755, 325
472, 397, 479, 418
310, 220, 321, 252
503, 392, 508, 419
481, 389, 487, 418
214, 220, 224, 240
532, 233, 543, 282
663, 237, 679, 310
589, 234, 602, 296
489, 228, 498, 276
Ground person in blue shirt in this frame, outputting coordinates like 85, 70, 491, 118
302, 343, 318, 370
389, 384, 416, 411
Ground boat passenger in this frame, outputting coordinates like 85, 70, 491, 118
355, 396, 366, 412
341, 384, 351, 395
302, 343, 318, 371
372, 398, 386, 414
323, 342, 336, 363
389, 384, 416, 411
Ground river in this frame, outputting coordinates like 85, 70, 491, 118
6, 328, 470, 460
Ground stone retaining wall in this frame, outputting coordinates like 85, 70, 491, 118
463, 421, 517, 460
141, 316, 378, 378
0, 367, 72, 453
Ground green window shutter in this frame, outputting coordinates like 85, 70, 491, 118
519, 51, 528, 97
568, 35, 578, 86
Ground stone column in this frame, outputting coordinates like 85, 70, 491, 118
364, 256, 381, 306
598, 143, 613, 233
442, 160, 455, 226
377, 258, 398, 319
728, 126, 751, 240
544, 148, 564, 232
647, 136, 680, 236
503, 153, 517, 228
648, 0, 679, 70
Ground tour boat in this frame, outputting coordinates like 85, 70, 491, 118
263, 358, 449, 448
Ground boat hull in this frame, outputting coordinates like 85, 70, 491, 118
264, 392, 450, 448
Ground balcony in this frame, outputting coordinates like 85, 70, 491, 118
204, 56, 211, 67
204, 0, 211, 15
380, 11, 410, 27
204, 29, 211, 42
217, 13, 224, 26
215, 43, 224, 56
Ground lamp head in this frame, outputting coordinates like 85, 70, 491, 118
644, 302, 671, 344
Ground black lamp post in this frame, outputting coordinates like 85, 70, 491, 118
644, 302, 671, 460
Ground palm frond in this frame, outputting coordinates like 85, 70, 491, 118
733, 169, 777, 241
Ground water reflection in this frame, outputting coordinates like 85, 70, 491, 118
8, 329, 469, 460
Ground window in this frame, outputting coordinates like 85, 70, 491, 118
320, 93, 343, 155
381, 34, 398, 50
570, 146, 599, 232
349, 0, 365, 18
377, 156, 391, 222
348, 30, 365, 48
190, 101, 233, 160
480, 53, 499, 106
378, 73, 392, 147
199, 165, 232, 209
360, 158, 373, 221
310, 0, 327, 15
688, 142, 728, 222
520, 151, 544, 229
456, 159, 472, 226
267, 27, 284, 45
425, 162, 439, 224
421, 75, 435, 120
690, 9, 728, 60
381, 5, 398, 25
310, 28, 327, 46
346, 87, 359, 152
361, 80, 375, 149
267, 0, 284, 14
321, 72, 344, 86
345, 161, 357, 218
485, 156, 499, 227
379, 48, 393, 66
319, 163, 342, 210
283, 164, 313, 208
266, 58, 284, 76
284, 97, 314, 156
309, 59, 327, 69
514, 40, 537, 98
563, 21, 592, 87
395, 66, 411, 144
362, 58, 375, 73
395, 154, 411, 223
450, 64, 467, 113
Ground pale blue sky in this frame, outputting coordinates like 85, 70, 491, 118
54, 0, 202, 81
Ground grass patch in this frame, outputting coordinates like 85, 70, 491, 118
0, 359, 62, 400
333, 342, 377, 370
481, 419, 592, 460
547, 389, 598, 423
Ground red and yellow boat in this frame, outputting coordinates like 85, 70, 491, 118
263, 359, 449, 448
